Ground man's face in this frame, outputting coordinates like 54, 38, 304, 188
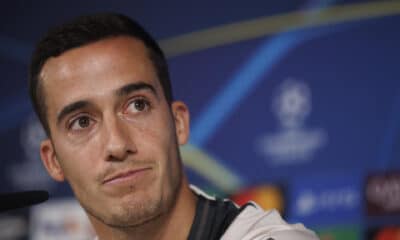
39, 36, 189, 227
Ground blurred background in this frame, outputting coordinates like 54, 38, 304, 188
1, 0, 400, 239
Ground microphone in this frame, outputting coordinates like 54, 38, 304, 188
0, 190, 49, 212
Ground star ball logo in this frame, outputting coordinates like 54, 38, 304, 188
256, 79, 327, 165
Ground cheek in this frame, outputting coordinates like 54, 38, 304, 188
127, 109, 177, 149
53, 137, 103, 182
130, 111, 179, 168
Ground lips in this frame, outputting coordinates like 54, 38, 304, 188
102, 167, 151, 185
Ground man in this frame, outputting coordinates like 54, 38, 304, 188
29, 13, 319, 240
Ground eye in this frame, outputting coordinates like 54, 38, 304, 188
69, 115, 93, 131
126, 98, 150, 113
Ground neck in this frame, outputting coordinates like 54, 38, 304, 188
92, 177, 197, 240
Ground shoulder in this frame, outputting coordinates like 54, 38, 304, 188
221, 203, 320, 240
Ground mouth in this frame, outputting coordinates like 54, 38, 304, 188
102, 167, 152, 185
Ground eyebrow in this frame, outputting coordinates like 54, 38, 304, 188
115, 82, 157, 97
57, 100, 91, 125
56, 82, 158, 125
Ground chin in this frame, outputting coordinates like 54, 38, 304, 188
97, 194, 164, 228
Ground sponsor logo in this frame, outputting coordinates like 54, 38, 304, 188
30, 199, 94, 240
256, 79, 327, 165
295, 188, 359, 217
289, 175, 361, 225
366, 171, 400, 216
9, 114, 55, 190
230, 184, 285, 214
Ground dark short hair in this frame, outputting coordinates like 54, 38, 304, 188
29, 13, 173, 136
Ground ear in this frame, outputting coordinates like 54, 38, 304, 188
40, 139, 65, 182
171, 101, 190, 145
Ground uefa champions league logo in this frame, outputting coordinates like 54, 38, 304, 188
8, 114, 55, 190
256, 79, 327, 165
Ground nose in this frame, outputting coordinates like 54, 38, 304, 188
103, 115, 136, 161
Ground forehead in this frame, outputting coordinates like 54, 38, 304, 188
39, 36, 161, 115
40, 36, 158, 86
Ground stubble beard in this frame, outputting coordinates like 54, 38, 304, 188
82, 160, 183, 229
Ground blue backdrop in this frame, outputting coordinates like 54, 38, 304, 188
1, 0, 400, 239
